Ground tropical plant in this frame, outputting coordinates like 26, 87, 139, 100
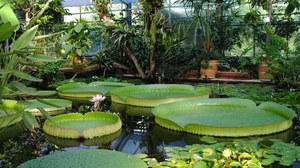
152, 98, 296, 137
59, 18, 92, 68
98, 0, 187, 81
10, 0, 68, 33
29, 60, 66, 89
0, 0, 65, 130
20, 98, 72, 116
259, 24, 300, 89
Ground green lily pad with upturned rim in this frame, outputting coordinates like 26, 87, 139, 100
45, 129, 121, 147
152, 98, 296, 137
43, 112, 122, 139
17, 149, 147, 168
56, 82, 134, 104
108, 84, 210, 107
19, 98, 72, 116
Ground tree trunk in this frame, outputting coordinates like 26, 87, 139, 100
149, 47, 156, 78
124, 46, 146, 79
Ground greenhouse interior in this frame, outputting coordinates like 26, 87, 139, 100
0, 0, 300, 167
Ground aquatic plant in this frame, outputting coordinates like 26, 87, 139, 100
144, 137, 300, 167
18, 149, 147, 168
90, 94, 106, 112
109, 84, 210, 107
56, 82, 133, 104
152, 98, 296, 137
43, 112, 122, 139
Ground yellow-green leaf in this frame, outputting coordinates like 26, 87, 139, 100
27, 54, 58, 62
10, 25, 38, 50
0, 3, 19, 31
0, 22, 16, 42
12, 70, 42, 82
10, 81, 37, 95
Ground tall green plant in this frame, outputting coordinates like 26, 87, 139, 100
259, 24, 299, 89
0, 0, 63, 130
59, 19, 92, 68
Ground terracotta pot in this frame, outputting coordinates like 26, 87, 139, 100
258, 62, 271, 81
200, 60, 219, 78
187, 70, 198, 79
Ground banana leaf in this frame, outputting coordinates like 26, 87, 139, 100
108, 84, 210, 107
56, 82, 133, 104
43, 112, 122, 139
17, 149, 147, 168
152, 98, 296, 137
19, 99, 72, 116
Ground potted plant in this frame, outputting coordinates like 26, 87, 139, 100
199, 17, 220, 78
259, 25, 299, 89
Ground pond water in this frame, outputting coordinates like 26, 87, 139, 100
0, 102, 299, 168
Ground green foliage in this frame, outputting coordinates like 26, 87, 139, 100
30, 60, 66, 89
60, 19, 92, 67
149, 138, 300, 167
0, 100, 37, 131
91, 50, 116, 76
259, 25, 300, 89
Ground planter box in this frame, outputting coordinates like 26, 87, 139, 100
216, 71, 250, 79
200, 60, 219, 78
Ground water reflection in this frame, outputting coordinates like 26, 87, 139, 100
0, 104, 298, 167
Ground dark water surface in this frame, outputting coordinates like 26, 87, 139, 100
0, 104, 299, 168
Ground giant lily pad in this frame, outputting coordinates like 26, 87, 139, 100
57, 82, 134, 103
152, 98, 296, 137
19, 99, 72, 116
43, 112, 122, 139
18, 149, 147, 168
108, 84, 210, 107
45, 130, 121, 147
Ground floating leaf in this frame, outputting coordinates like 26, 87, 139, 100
261, 158, 275, 166
18, 149, 148, 168
152, 98, 296, 137
200, 136, 217, 144
43, 112, 122, 139
109, 84, 209, 107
